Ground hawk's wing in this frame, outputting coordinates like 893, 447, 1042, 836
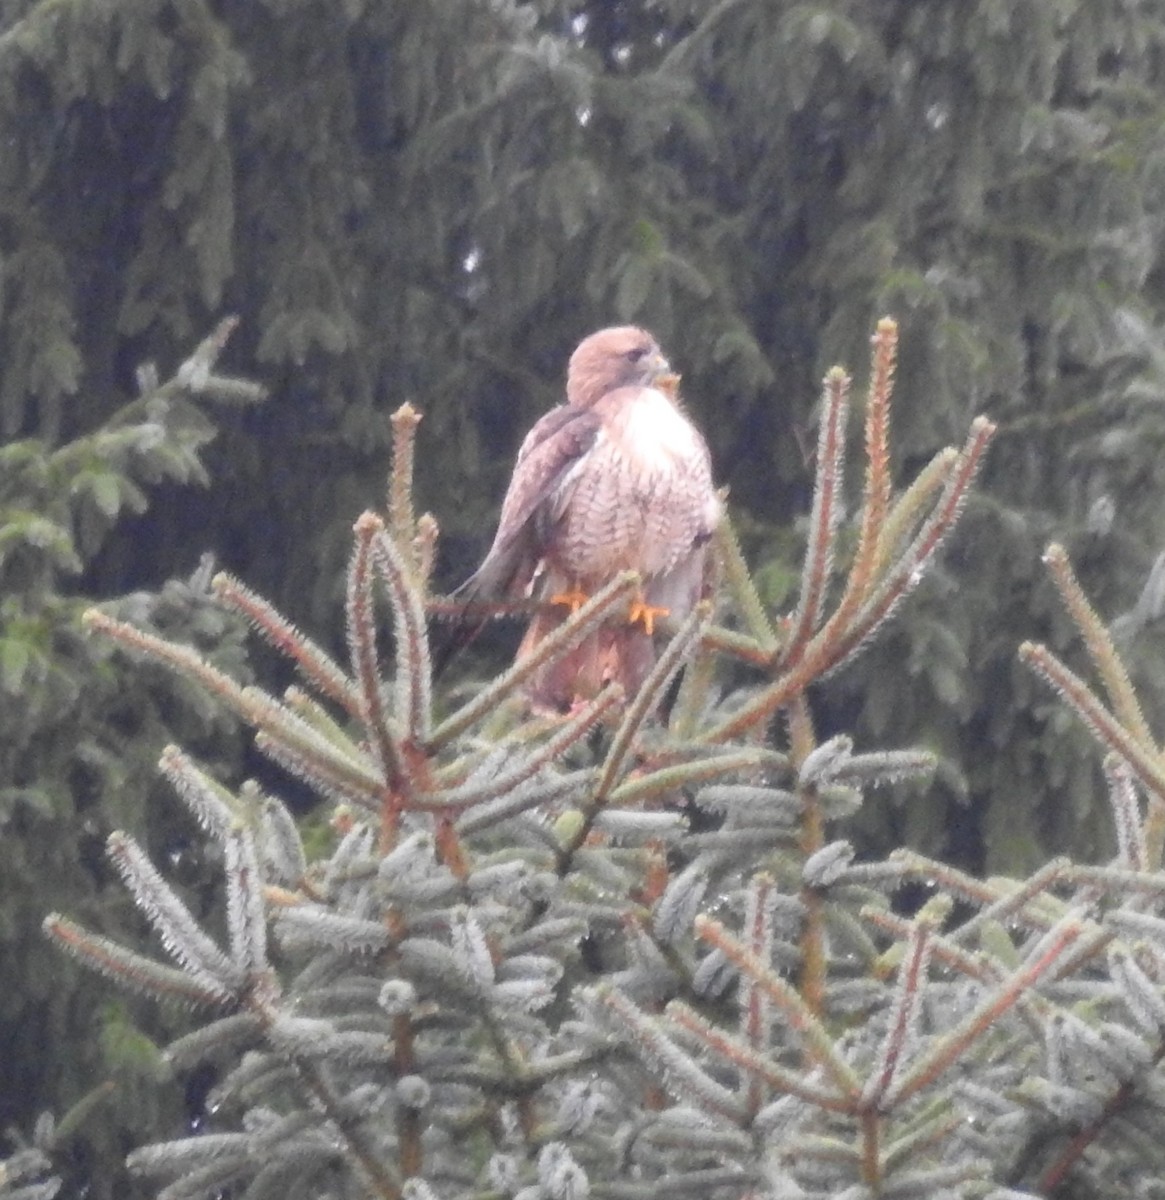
458, 404, 602, 601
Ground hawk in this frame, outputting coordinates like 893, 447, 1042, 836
454, 325, 720, 711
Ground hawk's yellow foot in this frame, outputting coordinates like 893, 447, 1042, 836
550, 585, 590, 613
628, 594, 669, 635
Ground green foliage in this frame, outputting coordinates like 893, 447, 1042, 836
10, 0, 1165, 1189
0, 323, 262, 1195
2, 0, 1164, 880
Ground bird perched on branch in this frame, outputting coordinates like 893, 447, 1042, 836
452, 325, 721, 712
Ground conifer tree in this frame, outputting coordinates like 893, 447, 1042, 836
55, 322, 1165, 1199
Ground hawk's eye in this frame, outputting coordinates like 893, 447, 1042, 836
625, 347, 649, 363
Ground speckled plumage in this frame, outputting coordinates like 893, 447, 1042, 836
456, 326, 720, 711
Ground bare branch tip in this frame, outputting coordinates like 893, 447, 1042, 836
391, 402, 423, 431
354, 511, 386, 537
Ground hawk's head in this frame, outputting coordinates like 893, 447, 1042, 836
566, 326, 678, 409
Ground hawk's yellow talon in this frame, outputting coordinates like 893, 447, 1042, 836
628, 597, 669, 635
551, 586, 590, 613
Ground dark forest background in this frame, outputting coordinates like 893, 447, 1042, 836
5, 0, 1165, 1191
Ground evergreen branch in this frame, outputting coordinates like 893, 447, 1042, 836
694, 915, 861, 1098
158, 745, 237, 840
388, 402, 422, 560
741, 873, 776, 1113
455, 769, 598, 834
1037, 1037, 1165, 1195
713, 513, 777, 651
367, 518, 433, 745
828, 748, 936, 787
194, 375, 267, 406
126, 1134, 251, 1187
883, 915, 1084, 1107
651, 860, 707, 945
789, 699, 830, 1023
697, 623, 771, 665
414, 512, 440, 591
1042, 543, 1155, 748
1019, 642, 1165, 804
863, 319, 896, 545
947, 858, 1072, 947
831, 416, 995, 671
105, 831, 244, 999
834, 318, 897, 624
85, 610, 384, 797
83, 608, 249, 706
1062, 863, 1165, 898
238, 689, 384, 794
701, 418, 995, 742
879, 1112, 963, 1174
890, 854, 1117, 989
607, 748, 778, 808
389, 1009, 422, 1178
224, 824, 268, 976
595, 986, 751, 1123
643, 742, 791, 773
875, 447, 958, 568
862, 908, 1052, 1036
43, 916, 231, 1008
1107, 944, 1165, 1035
859, 920, 933, 1110
1026, 916, 1111, 986
178, 315, 241, 388
252, 732, 383, 813
427, 687, 621, 815
784, 366, 851, 660
668, 639, 720, 739
212, 572, 358, 717
283, 687, 366, 756
513, 1046, 623, 1088
860, 1109, 881, 1191
1105, 757, 1148, 870
428, 572, 641, 749
163, 1014, 266, 1072
891, 850, 1043, 922
348, 514, 410, 793
290, 1057, 403, 1200
434, 817, 473, 881
665, 1001, 851, 1112
593, 603, 711, 805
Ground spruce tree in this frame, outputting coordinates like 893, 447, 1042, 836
47, 324, 1165, 1198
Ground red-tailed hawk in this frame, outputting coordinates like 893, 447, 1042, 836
455, 326, 720, 711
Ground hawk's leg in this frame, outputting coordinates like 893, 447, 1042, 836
628, 592, 669, 635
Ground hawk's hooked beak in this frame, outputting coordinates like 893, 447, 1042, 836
646, 350, 681, 398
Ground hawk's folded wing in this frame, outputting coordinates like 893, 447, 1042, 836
457, 404, 601, 604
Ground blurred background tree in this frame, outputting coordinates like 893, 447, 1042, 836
6, 0, 1165, 1190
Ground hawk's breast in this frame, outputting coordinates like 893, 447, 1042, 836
552, 386, 718, 582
